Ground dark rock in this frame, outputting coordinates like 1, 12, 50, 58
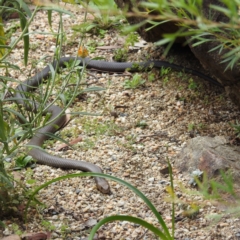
175, 136, 240, 183
159, 165, 170, 175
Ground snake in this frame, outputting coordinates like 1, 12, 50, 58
14, 56, 222, 194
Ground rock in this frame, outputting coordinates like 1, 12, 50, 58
175, 136, 240, 183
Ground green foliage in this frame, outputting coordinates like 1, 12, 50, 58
0, 0, 32, 64
159, 66, 171, 85
188, 122, 205, 132
229, 120, 240, 137
14, 155, 35, 170
114, 32, 139, 61
188, 78, 198, 90
1, 0, 239, 237
160, 67, 171, 77
194, 170, 237, 201
68, 0, 121, 29
41, 220, 56, 231
123, 73, 146, 89
82, 118, 120, 136
11, 223, 23, 236
72, 22, 107, 37
135, 120, 148, 129
88, 0, 120, 27
130, 0, 240, 70
114, 48, 128, 62
147, 72, 156, 82
0, 1, 83, 218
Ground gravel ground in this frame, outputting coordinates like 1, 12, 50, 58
1, 2, 240, 240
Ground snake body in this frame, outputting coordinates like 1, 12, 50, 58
14, 57, 222, 194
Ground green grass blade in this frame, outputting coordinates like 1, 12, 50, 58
47, 10, 52, 29
167, 160, 175, 238
89, 215, 169, 240
19, 16, 29, 66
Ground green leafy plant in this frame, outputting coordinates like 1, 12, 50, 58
41, 220, 56, 231
229, 120, 240, 137
147, 72, 156, 82
114, 32, 139, 61
125, 0, 240, 71
88, 0, 121, 28
188, 78, 198, 90
72, 22, 107, 38
0, 0, 35, 216
14, 155, 35, 170
114, 48, 128, 62
160, 67, 171, 77
82, 118, 120, 136
123, 73, 146, 89
188, 122, 206, 132
0, 0, 37, 64
69, 0, 121, 32
159, 67, 171, 85
0, 1, 86, 219
135, 120, 148, 129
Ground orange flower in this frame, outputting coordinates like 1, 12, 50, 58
77, 46, 89, 58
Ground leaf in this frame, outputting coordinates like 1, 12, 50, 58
89, 216, 169, 240
0, 16, 6, 57
82, 86, 106, 92
15, 155, 34, 169
47, 10, 52, 29
62, 0, 77, 4
16, 0, 32, 17
19, 16, 29, 66
41, 6, 74, 17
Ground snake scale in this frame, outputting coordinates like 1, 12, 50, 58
14, 57, 222, 194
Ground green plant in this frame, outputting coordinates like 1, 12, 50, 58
187, 122, 205, 132
0, 1, 86, 219
11, 223, 23, 236
88, 0, 121, 27
60, 223, 71, 238
159, 67, 171, 85
114, 32, 139, 61
124, 0, 240, 71
160, 67, 171, 77
188, 123, 195, 131
69, 0, 121, 34
14, 155, 35, 170
135, 120, 148, 129
41, 220, 56, 231
229, 120, 240, 137
123, 73, 146, 89
72, 22, 107, 38
114, 48, 128, 62
188, 78, 198, 90
147, 72, 156, 82
0, 0, 34, 216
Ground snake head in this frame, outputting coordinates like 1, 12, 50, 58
96, 177, 111, 194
